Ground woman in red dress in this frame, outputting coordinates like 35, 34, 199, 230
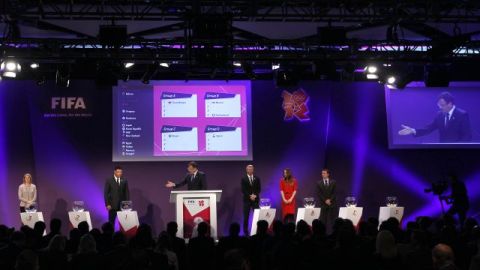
280, 168, 298, 222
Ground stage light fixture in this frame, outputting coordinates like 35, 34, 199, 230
124, 62, 134, 69
387, 76, 396, 85
1, 59, 21, 78
30, 63, 39, 69
272, 63, 280, 70
159, 62, 170, 68
365, 65, 378, 74
366, 74, 379, 80
233, 61, 242, 67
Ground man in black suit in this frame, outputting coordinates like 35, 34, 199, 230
317, 168, 336, 233
240, 164, 261, 235
165, 161, 207, 190
104, 166, 130, 225
399, 92, 472, 142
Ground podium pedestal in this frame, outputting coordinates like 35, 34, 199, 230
117, 210, 139, 238
170, 190, 222, 239
250, 208, 276, 236
68, 211, 93, 230
20, 212, 46, 235
378, 206, 404, 227
295, 208, 321, 226
338, 207, 363, 226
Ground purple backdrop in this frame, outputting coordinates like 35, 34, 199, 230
0, 80, 479, 236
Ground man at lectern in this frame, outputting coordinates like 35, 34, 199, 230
317, 168, 337, 232
241, 164, 261, 235
165, 161, 207, 190
104, 166, 130, 225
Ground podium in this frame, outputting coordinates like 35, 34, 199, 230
339, 207, 363, 226
170, 190, 222, 239
250, 208, 276, 236
68, 211, 93, 231
117, 211, 140, 238
378, 206, 404, 228
295, 208, 321, 226
20, 212, 46, 235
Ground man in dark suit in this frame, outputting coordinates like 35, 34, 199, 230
399, 92, 472, 142
317, 168, 336, 233
240, 164, 261, 235
165, 161, 207, 190
104, 166, 130, 225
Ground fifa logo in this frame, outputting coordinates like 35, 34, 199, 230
51, 97, 86, 110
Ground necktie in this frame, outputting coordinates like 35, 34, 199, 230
324, 179, 328, 186
249, 176, 253, 185
117, 178, 120, 185
191, 174, 194, 182
444, 113, 449, 127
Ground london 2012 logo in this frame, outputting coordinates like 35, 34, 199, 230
281, 89, 310, 121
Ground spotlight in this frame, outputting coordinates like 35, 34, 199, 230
233, 61, 242, 67
365, 65, 378, 74
272, 63, 280, 70
366, 74, 379, 80
387, 76, 396, 85
124, 62, 134, 69
1, 59, 21, 78
159, 62, 170, 68
30, 63, 40, 69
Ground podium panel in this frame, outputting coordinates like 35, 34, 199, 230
20, 212, 46, 235
378, 206, 404, 228
338, 207, 363, 226
296, 208, 321, 226
68, 211, 93, 230
250, 208, 276, 236
170, 190, 222, 239
117, 211, 139, 238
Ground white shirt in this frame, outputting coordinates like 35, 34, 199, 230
114, 176, 121, 184
447, 105, 456, 120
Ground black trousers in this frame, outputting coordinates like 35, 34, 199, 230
320, 206, 337, 233
243, 201, 259, 234
108, 208, 118, 225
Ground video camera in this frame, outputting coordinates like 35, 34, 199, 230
424, 181, 449, 196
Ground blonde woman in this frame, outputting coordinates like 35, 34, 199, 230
18, 173, 37, 212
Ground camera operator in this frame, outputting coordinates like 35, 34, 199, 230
444, 173, 470, 228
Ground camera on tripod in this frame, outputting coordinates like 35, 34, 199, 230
424, 181, 448, 196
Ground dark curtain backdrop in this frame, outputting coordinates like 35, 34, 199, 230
0, 80, 478, 236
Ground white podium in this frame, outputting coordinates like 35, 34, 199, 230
20, 212, 46, 235
250, 208, 276, 236
295, 208, 321, 226
170, 190, 222, 239
339, 207, 363, 226
68, 211, 93, 231
117, 210, 140, 238
378, 206, 404, 228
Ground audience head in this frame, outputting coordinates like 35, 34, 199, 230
166, 221, 178, 236
33, 221, 46, 237
78, 234, 97, 254
256, 220, 269, 235
15, 249, 39, 270
197, 222, 209, 237
272, 220, 283, 237
229, 222, 241, 237
47, 235, 66, 252
311, 219, 326, 237
112, 232, 127, 247
101, 222, 114, 235
376, 230, 397, 259
77, 221, 90, 235
49, 218, 62, 234
432, 243, 455, 269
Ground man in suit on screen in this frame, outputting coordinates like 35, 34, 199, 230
317, 168, 337, 233
399, 92, 472, 143
104, 166, 130, 225
165, 161, 207, 190
240, 164, 261, 235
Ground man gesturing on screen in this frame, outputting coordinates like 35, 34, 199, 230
398, 92, 472, 143
165, 161, 207, 190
